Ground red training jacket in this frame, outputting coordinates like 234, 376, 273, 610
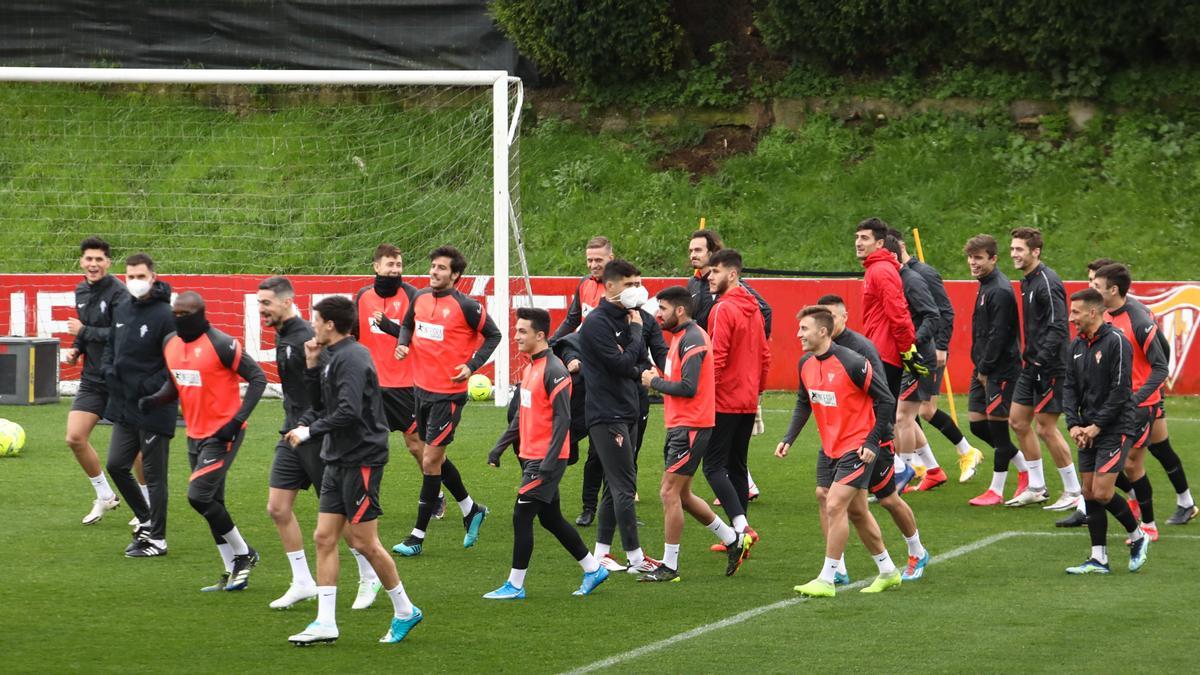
861, 248, 915, 367
709, 284, 770, 414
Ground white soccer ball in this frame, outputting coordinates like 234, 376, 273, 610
467, 374, 493, 401
0, 418, 25, 456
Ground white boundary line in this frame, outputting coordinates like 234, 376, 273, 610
560, 530, 1200, 674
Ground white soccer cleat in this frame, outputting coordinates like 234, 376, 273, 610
269, 584, 318, 610
1005, 487, 1049, 507
82, 495, 120, 525
288, 620, 338, 646
599, 554, 628, 572
1043, 491, 1082, 511
352, 579, 382, 610
626, 556, 663, 575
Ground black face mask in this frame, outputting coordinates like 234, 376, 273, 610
374, 274, 401, 297
174, 309, 210, 342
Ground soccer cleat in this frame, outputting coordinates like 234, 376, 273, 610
1044, 491, 1082, 512
352, 579, 382, 609
599, 554, 628, 572
463, 504, 488, 549
1011, 471, 1029, 501
1166, 504, 1199, 526
894, 463, 916, 493
833, 571, 851, 586
914, 467, 948, 492
626, 556, 662, 575
289, 621, 338, 646
1055, 510, 1089, 527
901, 550, 930, 581
270, 584, 318, 610
124, 525, 152, 554
710, 542, 728, 553
725, 532, 752, 577
201, 572, 230, 592
573, 565, 610, 596
575, 508, 595, 527
1005, 487, 1049, 507
860, 570, 903, 593
392, 535, 424, 557
125, 539, 167, 558
912, 464, 927, 480
1126, 523, 1159, 545
1128, 531, 1150, 572
637, 566, 680, 583
225, 547, 260, 591
957, 448, 984, 483
483, 581, 526, 600
1127, 498, 1142, 522
969, 489, 1005, 506
82, 495, 120, 525
433, 493, 446, 520
794, 578, 836, 598
379, 607, 423, 643
1065, 558, 1110, 575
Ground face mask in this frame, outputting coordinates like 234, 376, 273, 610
174, 308, 210, 342
126, 278, 152, 299
619, 285, 649, 309
374, 274, 401, 297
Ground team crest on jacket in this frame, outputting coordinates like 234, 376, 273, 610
827, 372, 835, 382
442, 307, 450, 318
194, 346, 202, 357
1095, 350, 1103, 364
140, 325, 149, 338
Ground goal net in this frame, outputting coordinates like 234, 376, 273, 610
0, 68, 524, 404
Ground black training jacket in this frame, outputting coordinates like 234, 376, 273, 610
101, 280, 177, 435
300, 337, 390, 467
72, 274, 128, 385
1020, 263, 1069, 374
971, 269, 1021, 377
898, 264, 940, 361
905, 258, 954, 351
578, 298, 643, 427
1064, 322, 1134, 436
275, 316, 317, 433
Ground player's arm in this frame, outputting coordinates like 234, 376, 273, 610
930, 278, 955, 351
140, 372, 179, 410
651, 342, 705, 397
309, 357, 366, 437
1092, 334, 1133, 430
906, 275, 940, 350
460, 297, 502, 373
537, 361, 573, 476
979, 288, 1015, 374
709, 303, 731, 375
551, 286, 584, 341
488, 401, 521, 467
299, 351, 328, 424
781, 359, 812, 447
396, 297, 417, 347
1033, 282, 1068, 368
742, 280, 773, 338
217, 337, 268, 427
1133, 321, 1169, 406
1062, 345, 1083, 430
848, 353, 894, 451
645, 312, 669, 371
757, 313, 772, 394
880, 270, 916, 350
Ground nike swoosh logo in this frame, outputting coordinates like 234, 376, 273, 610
517, 499, 533, 505
1074, 354, 1083, 359
202, 457, 218, 465
116, 323, 125, 328
553, 376, 566, 384
145, 435, 157, 444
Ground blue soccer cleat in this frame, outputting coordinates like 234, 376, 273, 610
483, 581, 526, 600
894, 463, 916, 493
573, 565, 610, 596
1128, 531, 1150, 572
392, 535, 424, 557
379, 607, 424, 644
901, 550, 930, 581
833, 571, 851, 586
1065, 558, 1110, 575
463, 505, 488, 549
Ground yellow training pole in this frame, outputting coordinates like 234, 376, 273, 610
699, 217, 706, 230
912, 228, 959, 422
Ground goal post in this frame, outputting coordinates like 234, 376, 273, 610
0, 67, 524, 405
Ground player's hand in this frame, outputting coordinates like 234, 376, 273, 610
303, 338, 321, 367
62, 347, 79, 364
214, 418, 243, 442
567, 358, 581, 374
936, 349, 947, 369
487, 446, 503, 468
137, 396, 156, 414
67, 317, 84, 336
394, 343, 409, 360
1082, 424, 1101, 447
900, 345, 930, 377
775, 441, 791, 459
857, 445, 877, 465
371, 310, 385, 325
450, 364, 472, 382
977, 372, 988, 387
285, 426, 311, 448
640, 369, 655, 389
1069, 426, 1085, 447
628, 310, 643, 325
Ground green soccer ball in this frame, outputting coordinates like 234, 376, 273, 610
0, 418, 25, 456
467, 374, 493, 402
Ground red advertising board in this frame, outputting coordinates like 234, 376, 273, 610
2, 274, 1198, 395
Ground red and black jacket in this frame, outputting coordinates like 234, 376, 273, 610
397, 287, 501, 395
356, 281, 418, 389
490, 349, 573, 475
783, 343, 894, 458
1106, 298, 1168, 408
154, 327, 267, 440
651, 320, 715, 429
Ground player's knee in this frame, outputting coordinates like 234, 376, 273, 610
1009, 417, 1031, 433
187, 494, 211, 515
313, 528, 339, 550
65, 431, 87, 451
266, 499, 290, 523
659, 484, 680, 507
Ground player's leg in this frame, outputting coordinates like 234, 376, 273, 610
187, 433, 255, 585
846, 488, 902, 592
657, 471, 685, 577
1008, 369, 1046, 499
1035, 390, 1079, 501
920, 365, 983, 472
289, 509, 345, 645
576, 442, 603, 526
795, 454, 844, 597
868, 443, 928, 580
726, 414, 755, 513
903, 380, 948, 490
488, 462, 540, 599
1149, 411, 1198, 525
106, 424, 150, 555
133, 452, 149, 521
136, 430, 170, 552
593, 422, 649, 571
704, 414, 748, 539
69, 408, 121, 525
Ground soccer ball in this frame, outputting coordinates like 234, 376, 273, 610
0, 418, 25, 457
467, 374, 493, 401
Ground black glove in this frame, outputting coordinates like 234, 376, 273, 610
900, 345, 930, 378
137, 396, 155, 414
215, 418, 244, 442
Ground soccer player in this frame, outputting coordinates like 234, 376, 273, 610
66, 237, 130, 525
640, 287, 752, 581
1062, 289, 1149, 575
1007, 227, 1080, 509
483, 308, 610, 598
892, 230, 984, 482
102, 253, 176, 557
285, 296, 422, 645
391, 246, 500, 557
779, 306, 901, 597
140, 292, 266, 590
855, 218, 920, 396
961, 236, 1030, 508
577, 259, 657, 573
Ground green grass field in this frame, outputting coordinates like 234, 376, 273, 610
5, 393, 1200, 673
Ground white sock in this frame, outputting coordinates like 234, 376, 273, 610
989, 471, 1007, 495
89, 473, 115, 500
626, 548, 645, 567
1091, 546, 1108, 565
705, 516, 737, 545
1076, 498, 1087, 514
1011, 453, 1029, 472
904, 531, 926, 559
747, 470, 757, 490
1058, 465, 1082, 493
732, 514, 749, 532
579, 553, 600, 574
217, 543, 235, 574
915, 444, 940, 470
507, 568, 527, 589
457, 496, 475, 517
836, 555, 847, 575
410, 528, 426, 539
221, 526, 249, 556
954, 438, 972, 455
1129, 526, 1145, 542
1145, 521, 1157, 530
1025, 458, 1046, 490
818, 557, 840, 584
1179, 489, 1194, 508
893, 454, 907, 473
594, 542, 611, 558
663, 543, 680, 571
872, 550, 896, 575
900, 452, 919, 468
287, 550, 315, 587
317, 586, 337, 626
138, 483, 150, 507
350, 548, 378, 582
387, 583, 414, 619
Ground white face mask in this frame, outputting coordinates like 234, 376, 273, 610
126, 278, 152, 299
618, 285, 649, 309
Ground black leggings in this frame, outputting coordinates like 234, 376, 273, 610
512, 494, 590, 570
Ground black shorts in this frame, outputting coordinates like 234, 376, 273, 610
517, 460, 566, 504
868, 440, 897, 499
968, 371, 1016, 418
1079, 434, 1132, 474
269, 438, 325, 492
663, 427, 709, 477
319, 464, 384, 523
382, 387, 418, 434
415, 389, 467, 447
816, 451, 871, 489
1013, 367, 1063, 414
1155, 401, 1167, 420
1131, 404, 1162, 449
899, 369, 939, 402
71, 379, 108, 416
187, 430, 245, 504
883, 362, 903, 399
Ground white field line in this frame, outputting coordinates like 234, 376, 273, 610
560, 530, 1200, 674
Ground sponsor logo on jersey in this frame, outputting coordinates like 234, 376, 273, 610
809, 389, 838, 406
520, 387, 532, 408
415, 320, 445, 342
173, 369, 202, 387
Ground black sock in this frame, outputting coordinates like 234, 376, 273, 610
1132, 475, 1155, 523
1149, 439, 1190, 494
1085, 499, 1107, 548
1105, 495, 1139, 533
928, 409, 965, 445
415, 474, 441, 533
988, 420, 1017, 472
1115, 472, 1134, 494
969, 419, 992, 446
440, 458, 470, 502
512, 499, 539, 570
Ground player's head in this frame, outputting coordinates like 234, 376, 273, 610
312, 295, 356, 345
78, 236, 112, 282
1010, 226, 1043, 272
602, 259, 643, 309
689, 229, 723, 270
797, 305, 835, 353
1069, 288, 1106, 335
373, 243, 403, 277
171, 291, 210, 342
882, 234, 903, 260
655, 286, 694, 332
585, 236, 614, 280
707, 248, 742, 295
854, 217, 889, 260
514, 307, 551, 355
1086, 257, 1117, 283
429, 245, 467, 291
816, 294, 847, 336
124, 252, 156, 299
257, 275, 296, 328
1091, 263, 1132, 309
887, 227, 910, 261
963, 234, 999, 279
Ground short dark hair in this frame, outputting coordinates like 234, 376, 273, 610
856, 217, 890, 242
709, 248, 743, 272
80, 236, 110, 257
1094, 263, 1132, 297
603, 258, 641, 282
313, 295, 356, 334
656, 286, 694, 316
586, 235, 612, 252
125, 252, 155, 271
373, 243, 402, 263
799, 305, 835, 334
1010, 226, 1044, 252
258, 275, 295, 298
690, 229, 723, 253
816, 294, 845, 306
516, 307, 551, 337
882, 235, 903, 259
430, 245, 467, 276
1069, 288, 1105, 307
964, 234, 998, 257
887, 227, 904, 243
1087, 257, 1118, 272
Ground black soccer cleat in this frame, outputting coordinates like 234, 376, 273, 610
637, 565, 680, 583
1055, 510, 1089, 528
126, 539, 168, 558
725, 532, 752, 577
226, 547, 260, 591
201, 572, 230, 592
1166, 504, 1198, 526
575, 508, 595, 527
